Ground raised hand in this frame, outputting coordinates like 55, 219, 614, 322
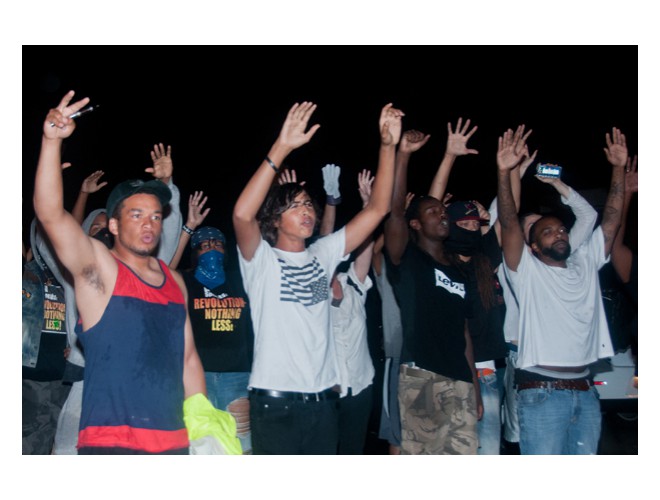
357, 169, 374, 207
497, 125, 532, 172
278, 168, 306, 186
518, 145, 538, 178
277, 102, 321, 152
400, 129, 431, 154
534, 163, 564, 187
446, 118, 478, 156
81, 170, 108, 194
321, 164, 341, 202
625, 155, 638, 193
604, 127, 628, 169
146, 143, 173, 181
472, 199, 490, 223
186, 191, 211, 230
405, 192, 416, 211
44, 90, 90, 139
379, 103, 405, 146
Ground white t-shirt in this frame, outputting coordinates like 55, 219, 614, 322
490, 188, 599, 344
238, 228, 347, 392
331, 262, 375, 397
504, 227, 614, 369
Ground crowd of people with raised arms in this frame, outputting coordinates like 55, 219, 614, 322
23, 90, 637, 455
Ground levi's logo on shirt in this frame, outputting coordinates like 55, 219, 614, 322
434, 269, 465, 298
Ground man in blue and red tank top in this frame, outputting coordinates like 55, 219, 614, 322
33, 91, 207, 454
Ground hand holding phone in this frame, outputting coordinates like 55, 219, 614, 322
536, 163, 562, 179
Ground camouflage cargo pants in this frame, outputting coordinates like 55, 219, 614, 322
398, 365, 477, 454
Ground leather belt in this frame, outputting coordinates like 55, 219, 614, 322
249, 387, 340, 402
516, 379, 591, 392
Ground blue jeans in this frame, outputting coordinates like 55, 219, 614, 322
502, 350, 519, 443
518, 386, 601, 454
204, 371, 251, 453
477, 371, 503, 455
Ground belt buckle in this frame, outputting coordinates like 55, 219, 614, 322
303, 391, 321, 403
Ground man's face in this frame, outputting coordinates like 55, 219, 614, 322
275, 191, 317, 243
88, 212, 109, 237
411, 198, 449, 240
531, 216, 571, 262
110, 193, 163, 256
456, 219, 480, 232
197, 238, 225, 257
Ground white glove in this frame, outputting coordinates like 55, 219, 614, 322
322, 163, 341, 204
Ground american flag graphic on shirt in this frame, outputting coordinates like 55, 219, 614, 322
278, 257, 329, 306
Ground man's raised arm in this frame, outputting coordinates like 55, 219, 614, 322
233, 102, 320, 261
33, 91, 102, 277
611, 155, 637, 283
496, 126, 532, 272
600, 127, 628, 257
343, 104, 403, 255
383, 129, 427, 265
428, 117, 477, 200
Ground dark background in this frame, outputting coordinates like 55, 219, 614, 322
23, 46, 638, 256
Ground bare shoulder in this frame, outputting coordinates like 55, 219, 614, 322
167, 266, 189, 299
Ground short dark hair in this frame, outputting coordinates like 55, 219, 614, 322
528, 217, 543, 245
405, 195, 438, 223
528, 214, 566, 245
257, 183, 321, 246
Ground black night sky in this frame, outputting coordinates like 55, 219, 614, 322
23, 46, 638, 257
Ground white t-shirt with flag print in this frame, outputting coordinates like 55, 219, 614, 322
238, 228, 348, 393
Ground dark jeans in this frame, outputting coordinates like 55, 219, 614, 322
338, 385, 373, 454
249, 392, 339, 454
22, 379, 70, 455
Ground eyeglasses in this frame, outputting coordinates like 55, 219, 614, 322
199, 239, 224, 251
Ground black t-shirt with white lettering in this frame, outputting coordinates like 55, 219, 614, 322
387, 243, 473, 383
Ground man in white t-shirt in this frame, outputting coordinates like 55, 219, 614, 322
233, 102, 403, 454
495, 125, 628, 454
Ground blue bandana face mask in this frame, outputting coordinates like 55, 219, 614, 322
195, 250, 225, 289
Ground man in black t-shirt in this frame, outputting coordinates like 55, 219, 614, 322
384, 130, 482, 455
183, 226, 254, 454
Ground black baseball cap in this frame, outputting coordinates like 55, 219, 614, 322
446, 201, 487, 224
106, 179, 171, 218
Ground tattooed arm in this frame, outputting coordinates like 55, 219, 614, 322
496, 126, 532, 272
600, 127, 628, 258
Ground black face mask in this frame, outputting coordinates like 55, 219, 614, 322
445, 224, 482, 256
92, 227, 114, 249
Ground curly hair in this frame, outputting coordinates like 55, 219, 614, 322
257, 183, 321, 246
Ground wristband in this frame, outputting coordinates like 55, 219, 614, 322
265, 156, 279, 173
326, 195, 342, 206
182, 224, 195, 236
